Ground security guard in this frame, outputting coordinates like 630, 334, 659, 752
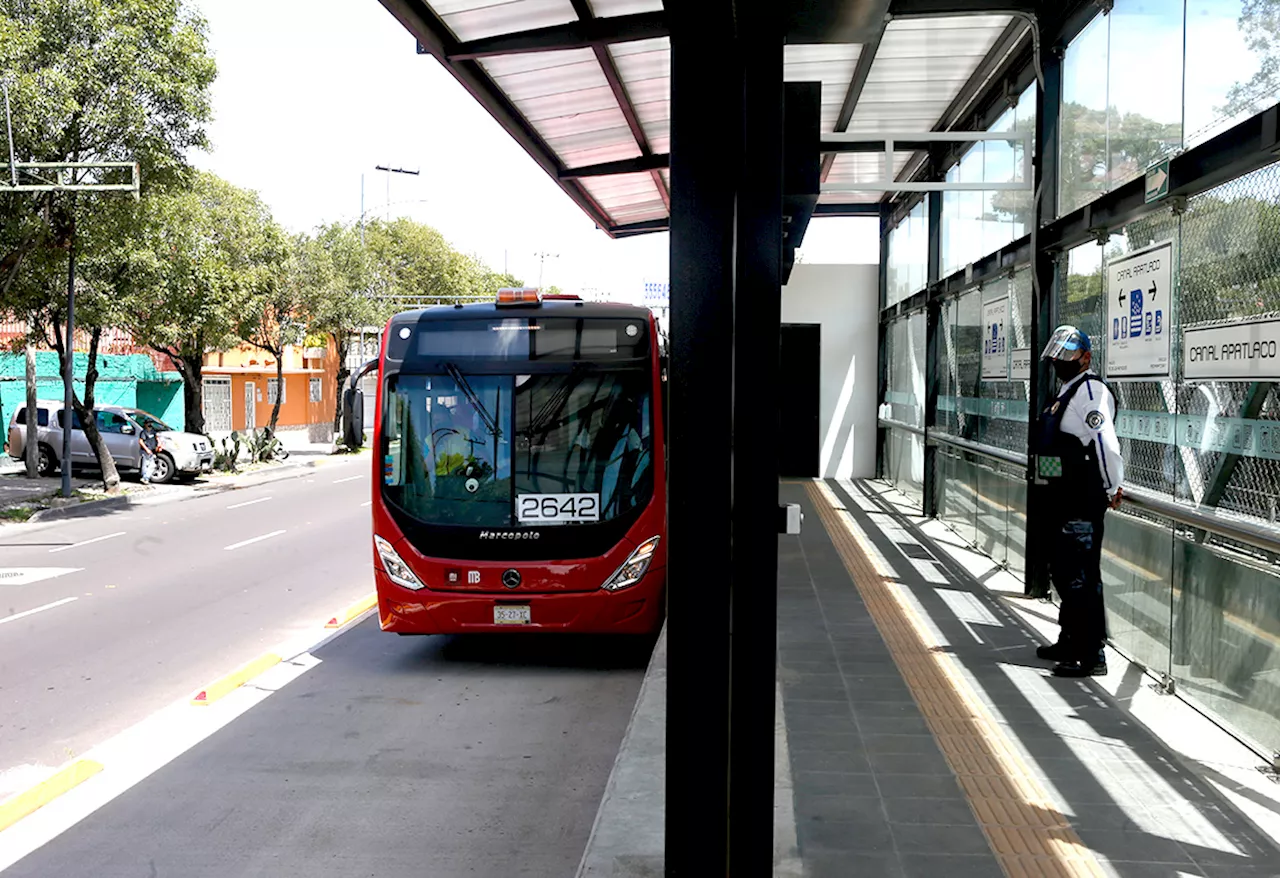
1033, 325, 1124, 678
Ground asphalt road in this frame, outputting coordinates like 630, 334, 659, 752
0, 458, 376, 789
0, 458, 650, 877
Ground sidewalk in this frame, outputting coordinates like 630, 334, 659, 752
577, 479, 1280, 877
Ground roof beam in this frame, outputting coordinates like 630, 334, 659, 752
379, 0, 619, 235
813, 203, 881, 217
887, 0, 1037, 14
446, 11, 667, 61
560, 154, 669, 179
820, 29, 883, 182
569, 0, 670, 210
611, 218, 668, 236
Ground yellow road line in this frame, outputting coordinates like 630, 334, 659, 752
0, 759, 103, 832
808, 481, 1107, 878
325, 592, 377, 628
190, 652, 282, 706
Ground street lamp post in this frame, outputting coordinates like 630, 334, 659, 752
374, 164, 419, 222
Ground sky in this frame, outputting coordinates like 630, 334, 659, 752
188, 0, 879, 307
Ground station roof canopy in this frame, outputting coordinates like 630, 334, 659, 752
377, 1, 1065, 237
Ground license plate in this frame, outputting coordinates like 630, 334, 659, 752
494, 605, 531, 625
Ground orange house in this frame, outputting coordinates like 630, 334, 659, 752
201, 339, 340, 444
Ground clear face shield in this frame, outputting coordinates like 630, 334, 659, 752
1041, 325, 1090, 382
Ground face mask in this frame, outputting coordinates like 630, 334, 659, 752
1053, 360, 1081, 383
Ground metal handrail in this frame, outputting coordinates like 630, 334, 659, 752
924, 430, 1280, 556
1123, 487, 1280, 557
929, 431, 1028, 468
877, 417, 925, 437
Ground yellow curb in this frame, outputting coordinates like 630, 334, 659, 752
326, 593, 378, 628
190, 652, 282, 706
0, 759, 104, 832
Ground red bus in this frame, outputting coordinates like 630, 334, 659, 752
359, 288, 666, 635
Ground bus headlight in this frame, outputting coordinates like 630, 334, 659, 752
601, 536, 660, 592
374, 535, 425, 590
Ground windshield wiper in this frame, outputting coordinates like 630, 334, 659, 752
443, 362, 501, 439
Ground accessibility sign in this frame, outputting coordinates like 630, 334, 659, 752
1145, 158, 1170, 203
1106, 239, 1173, 380
981, 296, 1009, 380
1184, 316, 1280, 381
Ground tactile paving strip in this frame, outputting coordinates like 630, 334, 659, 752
807, 481, 1107, 878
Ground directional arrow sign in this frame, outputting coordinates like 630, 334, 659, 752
1145, 159, 1170, 203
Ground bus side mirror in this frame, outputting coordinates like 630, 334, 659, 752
343, 388, 364, 449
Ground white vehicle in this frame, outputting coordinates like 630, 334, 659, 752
6, 402, 213, 483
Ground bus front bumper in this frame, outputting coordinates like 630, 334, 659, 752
375, 569, 665, 635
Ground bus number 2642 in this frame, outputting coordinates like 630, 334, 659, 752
517, 493, 601, 523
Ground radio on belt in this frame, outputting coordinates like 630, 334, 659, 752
777, 504, 803, 535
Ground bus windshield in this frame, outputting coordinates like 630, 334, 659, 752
382, 369, 653, 528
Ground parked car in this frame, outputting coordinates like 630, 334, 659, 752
6, 403, 213, 483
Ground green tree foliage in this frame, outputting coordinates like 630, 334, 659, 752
239, 231, 318, 434
1222, 0, 1280, 121
309, 222, 376, 433
0, 0, 215, 295
121, 172, 286, 433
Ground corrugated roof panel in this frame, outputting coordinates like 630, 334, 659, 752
849, 15, 1013, 134
579, 172, 667, 223
785, 44, 862, 132
483, 48, 641, 170
437, 0, 578, 42
610, 37, 669, 152
586, 0, 663, 16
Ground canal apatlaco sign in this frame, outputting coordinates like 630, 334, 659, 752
1183, 316, 1280, 381
1106, 240, 1173, 379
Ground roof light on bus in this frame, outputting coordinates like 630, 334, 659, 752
496, 287, 541, 306
601, 536, 660, 592
374, 535, 425, 590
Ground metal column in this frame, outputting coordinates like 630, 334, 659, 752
923, 186, 943, 517
665, 3, 738, 874
1025, 26, 1063, 600
876, 205, 892, 479
728, 4, 782, 873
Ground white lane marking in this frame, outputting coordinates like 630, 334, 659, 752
333, 475, 362, 484
227, 496, 271, 510
359, 501, 372, 508
0, 597, 78, 626
48, 532, 126, 554
0, 568, 80, 586
223, 530, 286, 551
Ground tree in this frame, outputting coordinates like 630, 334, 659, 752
122, 173, 285, 434
4, 198, 140, 490
0, 0, 215, 485
310, 222, 377, 435
238, 230, 315, 434
0, 0, 215, 297
1222, 0, 1280, 122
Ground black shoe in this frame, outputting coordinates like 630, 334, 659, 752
1036, 642, 1069, 661
1052, 660, 1107, 678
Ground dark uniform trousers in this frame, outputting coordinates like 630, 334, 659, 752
1049, 505, 1108, 664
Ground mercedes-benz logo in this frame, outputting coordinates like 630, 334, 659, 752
502, 569, 522, 589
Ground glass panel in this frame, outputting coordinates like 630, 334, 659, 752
975, 456, 1008, 567
1106, 1, 1183, 190
1185, 0, 1280, 148
1060, 12, 1109, 216
1006, 471, 1027, 581
1103, 506, 1175, 676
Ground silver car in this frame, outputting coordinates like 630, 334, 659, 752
6, 402, 213, 483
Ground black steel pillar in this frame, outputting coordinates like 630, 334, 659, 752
728, 3, 782, 873
876, 205, 892, 479
1025, 28, 1063, 599
922, 185, 943, 517
665, 3, 738, 875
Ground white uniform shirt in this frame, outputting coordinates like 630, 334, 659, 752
1056, 370, 1124, 498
